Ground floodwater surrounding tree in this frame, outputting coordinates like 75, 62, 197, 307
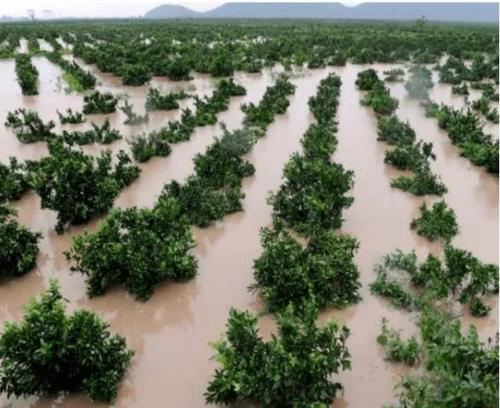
0, 29, 498, 408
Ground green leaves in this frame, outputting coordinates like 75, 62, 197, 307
57, 108, 85, 124
252, 227, 361, 312
377, 116, 416, 146
120, 63, 151, 86
130, 78, 247, 162
357, 70, 447, 196
270, 154, 354, 236
424, 103, 498, 174
270, 73, 354, 237
160, 126, 257, 227
31, 140, 140, 233
82, 91, 118, 114
66, 197, 197, 301
0, 280, 133, 402
5, 108, 56, 143
355, 68, 380, 90
390, 307, 498, 408
206, 305, 350, 407
15, 54, 38, 95
47, 51, 96, 90
370, 247, 498, 316
377, 318, 421, 365
410, 201, 459, 243
0, 157, 31, 203
356, 70, 399, 116
242, 74, 295, 130
0, 205, 41, 279
145, 88, 188, 111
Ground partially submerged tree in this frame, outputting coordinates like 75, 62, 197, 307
0, 280, 133, 402
66, 197, 197, 301
205, 304, 351, 407
0, 205, 41, 279
410, 200, 459, 243
31, 140, 140, 233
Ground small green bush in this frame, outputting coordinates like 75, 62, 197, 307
15, 54, 38, 95
270, 153, 354, 236
57, 108, 85, 124
83, 91, 118, 114
0, 205, 41, 279
66, 197, 197, 301
410, 201, 459, 242
377, 318, 421, 365
31, 140, 140, 233
390, 307, 498, 408
252, 227, 360, 312
205, 304, 351, 407
5, 109, 55, 143
0, 157, 31, 203
0, 280, 133, 402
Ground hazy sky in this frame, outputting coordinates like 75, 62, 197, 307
1, 0, 364, 18
1, 1, 224, 18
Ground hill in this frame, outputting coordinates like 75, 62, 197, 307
144, 2, 499, 23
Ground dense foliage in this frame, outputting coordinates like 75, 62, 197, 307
130, 78, 247, 162
270, 154, 354, 236
271, 73, 354, 236
57, 108, 85, 124
410, 200, 459, 242
31, 140, 139, 233
0, 157, 31, 203
159, 126, 258, 227
206, 305, 351, 407
371, 247, 498, 316
377, 115, 416, 146
145, 88, 188, 111
252, 227, 360, 312
242, 74, 295, 130
66, 197, 197, 301
61, 119, 122, 145
82, 91, 118, 114
5, 108, 55, 143
389, 307, 498, 408
360, 81, 399, 116
424, 102, 498, 174
0, 280, 133, 402
358, 71, 447, 196
47, 51, 96, 91
0, 205, 41, 279
4, 19, 495, 84
15, 54, 38, 95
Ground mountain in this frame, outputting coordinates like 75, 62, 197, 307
144, 2, 499, 23
144, 4, 200, 19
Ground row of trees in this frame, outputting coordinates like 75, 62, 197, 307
207, 73, 361, 407
357, 68, 447, 196
423, 102, 499, 174
15, 20, 494, 84
65, 75, 295, 302
15, 54, 38, 95
47, 51, 96, 91
130, 78, 247, 162
5, 108, 122, 146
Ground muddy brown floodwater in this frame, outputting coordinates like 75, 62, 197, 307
0, 58, 498, 408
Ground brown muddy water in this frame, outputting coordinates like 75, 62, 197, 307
0, 59, 498, 408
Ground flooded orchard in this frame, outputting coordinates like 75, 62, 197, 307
0, 56, 498, 408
